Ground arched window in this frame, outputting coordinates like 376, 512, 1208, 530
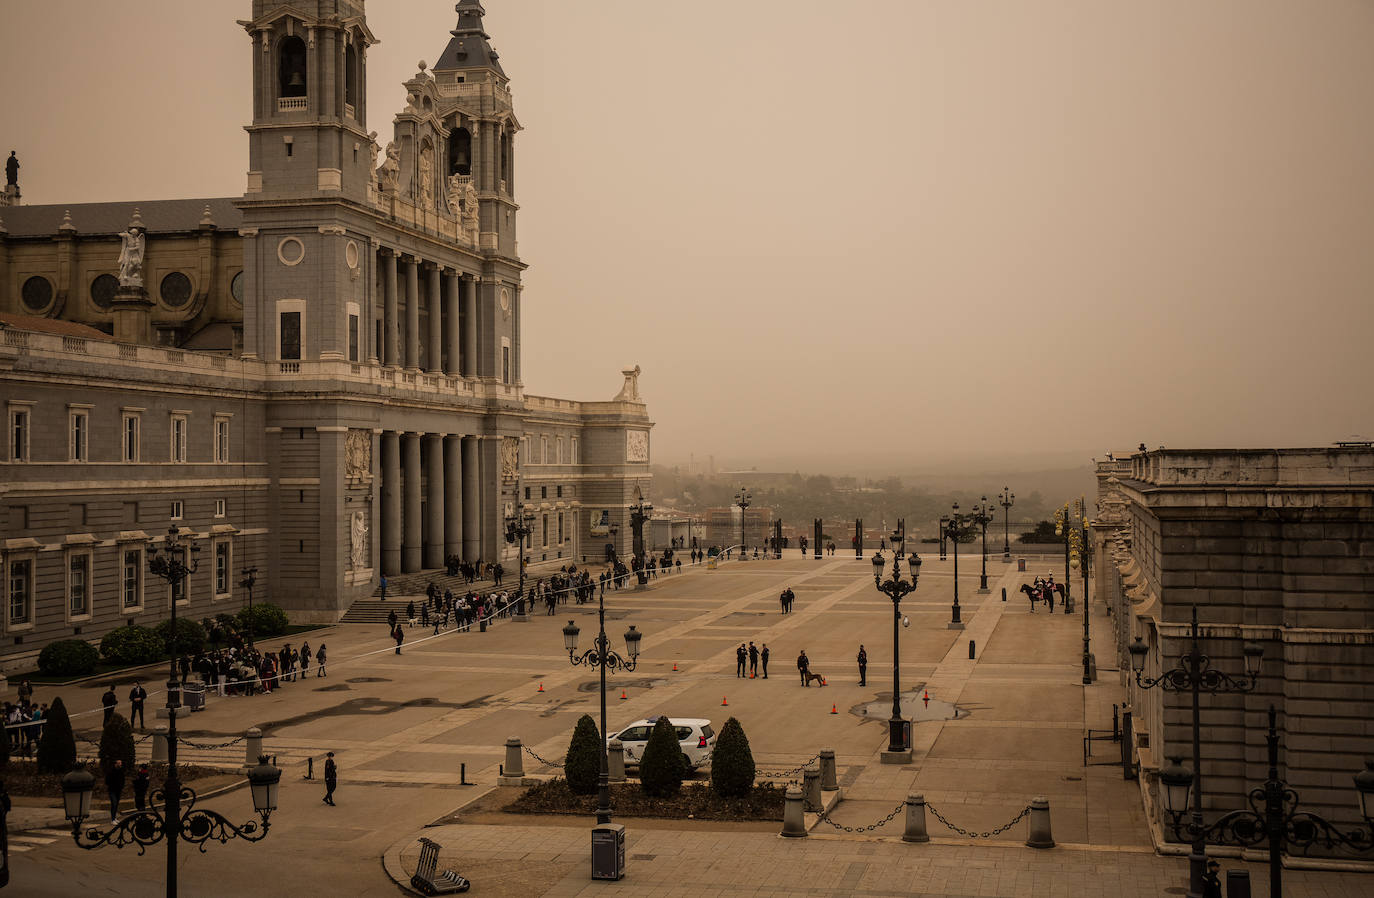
448, 127, 471, 176
279, 36, 307, 98
345, 44, 358, 108
499, 132, 510, 184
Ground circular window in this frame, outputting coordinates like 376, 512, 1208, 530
160, 272, 192, 308
91, 274, 119, 310
230, 271, 245, 306
277, 236, 305, 267
500, 287, 511, 312
21, 276, 53, 312
345, 240, 359, 270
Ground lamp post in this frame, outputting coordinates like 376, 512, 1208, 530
563, 604, 643, 828
62, 525, 281, 898
1128, 606, 1264, 898
1070, 505, 1092, 684
236, 566, 257, 648
1158, 707, 1374, 898
734, 487, 751, 559
1054, 505, 1074, 612
969, 497, 994, 594
505, 502, 535, 613
998, 487, 1014, 561
629, 492, 653, 586
943, 504, 968, 629
872, 530, 921, 760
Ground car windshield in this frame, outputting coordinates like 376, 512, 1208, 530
616, 726, 652, 741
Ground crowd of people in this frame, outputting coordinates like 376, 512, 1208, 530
4, 678, 47, 756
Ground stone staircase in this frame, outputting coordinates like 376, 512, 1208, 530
339, 568, 496, 624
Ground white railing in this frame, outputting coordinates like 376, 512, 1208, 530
278, 362, 300, 374
62, 336, 87, 353
277, 96, 308, 112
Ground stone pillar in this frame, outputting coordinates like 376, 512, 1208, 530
780, 784, 807, 838
383, 249, 399, 367
405, 256, 420, 371
426, 263, 442, 373
819, 749, 837, 791
403, 432, 422, 572
152, 724, 169, 763
111, 286, 153, 346
1025, 796, 1055, 849
462, 435, 480, 562
444, 270, 462, 376
503, 737, 524, 778
903, 793, 930, 843
381, 431, 401, 575
608, 739, 626, 782
463, 276, 478, 378
244, 727, 263, 768
444, 435, 463, 562
802, 765, 821, 811
424, 433, 445, 569
511, 285, 521, 384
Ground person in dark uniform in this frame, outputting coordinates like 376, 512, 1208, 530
1202, 859, 1222, 898
797, 650, 810, 686
104, 759, 126, 821
748, 642, 759, 678
128, 681, 147, 729
736, 644, 747, 678
393, 625, 404, 655
101, 686, 118, 725
132, 763, 151, 811
323, 752, 338, 806
857, 645, 868, 687
761, 644, 770, 678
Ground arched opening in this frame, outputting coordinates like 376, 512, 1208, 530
499, 132, 509, 185
278, 36, 308, 98
345, 44, 358, 108
448, 127, 471, 176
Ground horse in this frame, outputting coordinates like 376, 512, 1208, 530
1020, 583, 1040, 612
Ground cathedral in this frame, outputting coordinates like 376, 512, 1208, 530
0, 0, 652, 672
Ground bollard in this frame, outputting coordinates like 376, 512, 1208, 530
152, 724, 168, 763
306, 756, 314, 780
1025, 796, 1055, 848
1226, 869, 1252, 898
460, 762, 467, 785
969, 639, 976, 659
780, 784, 807, 838
608, 739, 626, 783
802, 765, 821, 811
504, 737, 525, 779
243, 727, 263, 768
903, 793, 930, 843
1002, 586, 1007, 602
819, 749, 837, 791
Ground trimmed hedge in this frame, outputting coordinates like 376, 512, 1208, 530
565, 714, 602, 795
37, 639, 100, 677
154, 617, 207, 656
709, 716, 756, 798
36, 697, 76, 775
237, 603, 290, 638
100, 625, 163, 666
639, 717, 686, 798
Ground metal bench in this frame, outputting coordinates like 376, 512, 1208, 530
411, 838, 469, 895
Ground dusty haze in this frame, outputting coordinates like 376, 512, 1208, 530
4, 0, 1372, 469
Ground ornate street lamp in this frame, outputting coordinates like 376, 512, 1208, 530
1128, 606, 1264, 898
943, 504, 968, 629
628, 490, 653, 587
62, 524, 279, 897
968, 497, 994, 593
505, 501, 536, 612
873, 538, 921, 759
734, 487, 751, 559
998, 487, 1015, 561
237, 566, 257, 648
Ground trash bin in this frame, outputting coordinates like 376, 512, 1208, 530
184, 682, 206, 712
479, 616, 488, 633
591, 823, 625, 881
1017, 558, 1026, 572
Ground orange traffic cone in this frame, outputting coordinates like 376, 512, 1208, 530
620, 690, 627, 700
672, 663, 678, 671
923, 690, 929, 701
537, 682, 544, 693
722, 696, 729, 706
830, 704, 838, 714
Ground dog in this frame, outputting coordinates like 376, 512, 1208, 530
803, 671, 827, 687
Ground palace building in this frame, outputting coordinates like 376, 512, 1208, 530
0, 0, 652, 673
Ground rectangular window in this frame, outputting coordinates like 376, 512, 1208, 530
8, 559, 32, 626
214, 540, 231, 596
122, 548, 143, 610
502, 345, 511, 384
122, 412, 141, 462
542, 513, 549, 547
541, 486, 547, 499
214, 498, 226, 518
70, 409, 89, 462
214, 418, 230, 463
170, 414, 188, 463
170, 500, 184, 521
557, 485, 563, 498
348, 313, 360, 362
523, 486, 530, 500
558, 512, 565, 544
571, 437, 579, 466
68, 552, 90, 618
540, 436, 548, 465
280, 310, 302, 360
9, 407, 30, 462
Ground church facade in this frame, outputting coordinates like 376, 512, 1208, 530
0, 0, 651, 673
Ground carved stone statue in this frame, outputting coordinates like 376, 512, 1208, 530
418, 143, 434, 206
462, 179, 480, 237
350, 510, 369, 571
367, 132, 380, 190
501, 436, 519, 482
446, 173, 463, 216
379, 142, 400, 194
117, 210, 147, 288
5, 151, 17, 187
345, 429, 372, 478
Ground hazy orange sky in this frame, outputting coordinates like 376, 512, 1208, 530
4, 1, 1372, 470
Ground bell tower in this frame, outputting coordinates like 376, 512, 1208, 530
239, 0, 379, 204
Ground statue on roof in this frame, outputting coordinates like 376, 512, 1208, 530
5, 151, 17, 187
379, 142, 400, 194
117, 210, 147, 287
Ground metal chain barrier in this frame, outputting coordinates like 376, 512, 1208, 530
175, 734, 246, 750
811, 799, 907, 833
925, 802, 1032, 838
758, 753, 820, 779
523, 745, 565, 769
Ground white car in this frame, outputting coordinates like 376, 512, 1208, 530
609, 717, 716, 771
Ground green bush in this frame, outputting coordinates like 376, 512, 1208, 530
37, 639, 100, 677
99, 712, 135, 777
154, 617, 207, 656
639, 717, 686, 798
709, 716, 756, 798
36, 697, 76, 775
99, 625, 164, 666
564, 714, 602, 795
237, 603, 290, 638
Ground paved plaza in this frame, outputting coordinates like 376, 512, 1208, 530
8, 553, 1373, 896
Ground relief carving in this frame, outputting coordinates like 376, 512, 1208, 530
626, 430, 649, 463
501, 436, 519, 482
345, 429, 372, 479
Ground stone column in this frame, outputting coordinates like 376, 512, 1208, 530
444, 270, 462, 376
511, 285, 521, 384
462, 435, 480, 562
444, 435, 462, 561
403, 432, 422, 572
463, 276, 478, 378
424, 433, 445, 569
383, 249, 399, 367
426, 263, 442, 373
381, 431, 401, 575
405, 256, 420, 371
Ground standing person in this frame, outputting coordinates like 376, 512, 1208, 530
323, 752, 338, 805
178, 654, 191, 685
748, 642, 759, 678
17, 680, 33, 706
101, 686, 118, 725
393, 624, 404, 655
128, 681, 147, 729
761, 644, 770, 679
406, 600, 416, 624
380, 574, 388, 602
797, 650, 811, 686
315, 643, 327, 677
735, 644, 747, 678
132, 763, 150, 811
857, 645, 868, 687
104, 759, 126, 821
387, 608, 399, 633
300, 642, 312, 677
779, 590, 788, 614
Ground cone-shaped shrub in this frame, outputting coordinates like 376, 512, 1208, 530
99, 712, 135, 777
709, 716, 756, 798
36, 696, 77, 774
639, 717, 686, 798
565, 713, 602, 795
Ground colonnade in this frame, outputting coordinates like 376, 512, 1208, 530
376, 248, 479, 377
379, 432, 482, 575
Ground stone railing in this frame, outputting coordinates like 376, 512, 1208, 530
525, 395, 583, 414
277, 96, 308, 112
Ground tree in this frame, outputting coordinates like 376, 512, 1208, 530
639, 717, 686, 798
564, 714, 602, 796
1018, 520, 1060, 544
36, 696, 77, 774
709, 716, 755, 798
99, 712, 135, 777
155, 617, 207, 656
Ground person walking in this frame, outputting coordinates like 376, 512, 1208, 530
748, 642, 759, 678
761, 644, 770, 678
393, 625, 404, 655
735, 644, 747, 678
380, 575, 388, 602
315, 643, 327, 677
797, 650, 811, 686
101, 686, 118, 725
779, 590, 788, 614
387, 608, 399, 633
132, 763, 150, 811
300, 642, 312, 677
323, 752, 338, 806
857, 645, 868, 687
128, 681, 147, 729
104, 759, 126, 821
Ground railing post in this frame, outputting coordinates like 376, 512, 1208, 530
1025, 796, 1055, 849
504, 737, 524, 779
152, 724, 168, 763
243, 726, 262, 768
802, 764, 821, 811
903, 793, 929, 843
780, 784, 807, 838
819, 749, 837, 791
607, 739, 626, 783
